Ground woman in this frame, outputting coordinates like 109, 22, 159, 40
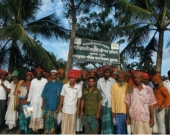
14, 72, 34, 134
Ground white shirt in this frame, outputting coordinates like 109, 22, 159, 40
60, 83, 82, 114
97, 77, 116, 108
0, 80, 11, 100
163, 79, 170, 93
27, 78, 47, 103
76, 81, 83, 90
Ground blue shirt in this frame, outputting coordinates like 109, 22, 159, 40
41, 81, 63, 111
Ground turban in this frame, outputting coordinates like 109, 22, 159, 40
58, 68, 65, 74
12, 70, 19, 77
142, 72, 150, 79
112, 69, 118, 75
117, 70, 126, 77
36, 67, 44, 73
26, 71, 34, 78
68, 72, 77, 80
102, 64, 111, 72
51, 70, 57, 73
126, 72, 132, 77
151, 73, 162, 83
0, 70, 7, 75
81, 70, 89, 75
132, 70, 142, 77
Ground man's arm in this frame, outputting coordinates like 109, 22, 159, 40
96, 100, 101, 119
41, 98, 45, 109
80, 99, 84, 116
126, 103, 131, 124
149, 105, 154, 127
58, 95, 64, 112
76, 98, 81, 116
1, 82, 10, 93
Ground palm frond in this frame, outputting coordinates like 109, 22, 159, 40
25, 13, 70, 40
0, 24, 36, 46
0, 44, 10, 68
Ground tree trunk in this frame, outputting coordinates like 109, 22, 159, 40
155, 30, 164, 73
65, 7, 77, 78
8, 41, 16, 73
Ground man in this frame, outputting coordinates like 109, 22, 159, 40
41, 70, 63, 134
142, 72, 150, 85
97, 68, 116, 134
0, 70, 11, 133
58, 68, 68, 84
111, 70, 128, 134
125, 71, 156, 134
81, 77, 102, 134
5, 70, 19, 131
82, 70, 89, 90
75, 70, 84, 133
163, 70, 170, 133
27, 67, 48, 133
58, 71, 82, 134
152, 73, 170, 134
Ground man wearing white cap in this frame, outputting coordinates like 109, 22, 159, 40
41, 70, 63, 134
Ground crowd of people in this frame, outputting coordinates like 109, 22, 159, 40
0, 65, 170, 134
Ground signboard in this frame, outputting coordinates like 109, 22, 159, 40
73, 38, 119, 64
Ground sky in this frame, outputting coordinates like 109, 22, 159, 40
35, 0, 170, 76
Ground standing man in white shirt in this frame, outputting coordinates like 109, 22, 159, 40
58, 71, 82, 134
163, 70, 170, 133
27, 67, 48, 133
97, 67, 116, 134
0, 70, 11, 133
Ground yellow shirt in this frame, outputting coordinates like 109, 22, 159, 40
111, 82, 127, 114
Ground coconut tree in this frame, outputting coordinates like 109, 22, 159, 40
106, 0, 170, 73
0, 0, 70, 72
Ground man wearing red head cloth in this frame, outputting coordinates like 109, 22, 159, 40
152, 74, 170, 134
125, 71, 156, 134
27, 67, 48, 133
0, 70, 11, 132
142, 72, 150, 85
58, 71, 82, 134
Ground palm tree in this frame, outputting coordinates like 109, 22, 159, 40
107, 0, 170, 73
0, 0, 70, 72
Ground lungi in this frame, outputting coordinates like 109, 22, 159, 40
61, 113, 76, 134
101, 105, 114, 134
153, 107, 166, 134
44, 110, 58, 134
0, 100, 6, 127
165, 105, 170, 133
115, 114, 127, 134
18, 104, 32, 133
131, 119, 152, 134
5, 95, 18, 129
29, 102, 43, 132
84, 115, 98, 134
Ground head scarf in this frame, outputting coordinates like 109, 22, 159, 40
35, 67, 44, 73
132, 70, 142, 77
117, 70, 126, 77
68, 71, 77, 81
142, 72, 150, 79
0, 70, 7, 75
151, 73, 162, 83
51, 70, 57, 73
58, 68, 65, 74
26, 71, 34, 78
12, 70, 19, 77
